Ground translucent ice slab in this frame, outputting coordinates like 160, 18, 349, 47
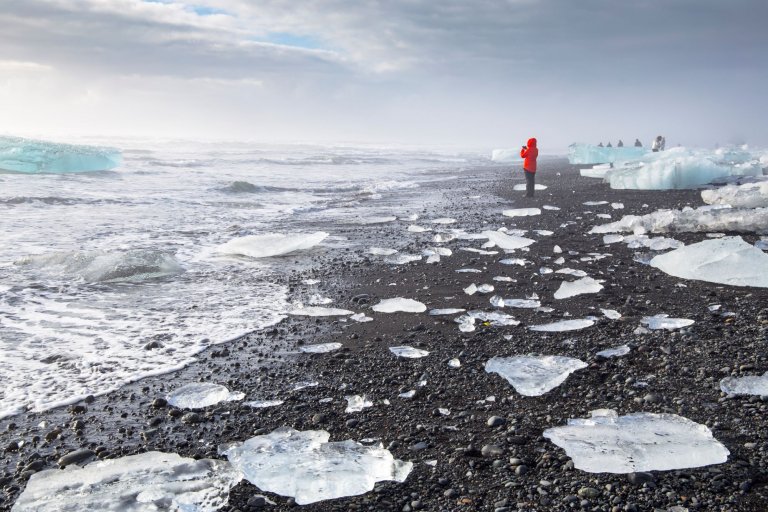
568, 143, 647, 164
529, 319, 595, 332
490, 295, 541, 308
490, 148, 522, 162
217, 232, 328, 258
701, 181, 768, 208
640, 314, 694, 330
543, 409, 729, 473
553, 277, 603, 299
13, 451, 240, 511
389, 346, 430, 358
455, 311, 520, 332
591, 206, 768, 235
345, 395, 373, 412
485, 355, 587, 396
289, 306, 354, 316
0, 135, 122, 173
221, 428, 412, 505
482, 230, 536, 250
502, 208, 541, 217
372, 298, 426, 313
596, 345, 630, 358
513, 184, 547, 191
300, 343, 343, 353
720, 372, 768, 396
167, 383, 244, 409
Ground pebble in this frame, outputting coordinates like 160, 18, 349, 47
481, 444, 504, 457
487, 416, 506, 427
627, 472, 654, 485
57, 449, 95, 468
515, 464, 529, 475
181, 412, 201, 424
578, 487, 600, 499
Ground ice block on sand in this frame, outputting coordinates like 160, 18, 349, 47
0, 136, 122, 173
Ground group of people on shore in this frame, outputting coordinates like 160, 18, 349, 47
597, 136, 665, 150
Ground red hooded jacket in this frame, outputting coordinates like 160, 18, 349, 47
520, 138, 538, 172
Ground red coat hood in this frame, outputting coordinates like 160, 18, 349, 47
527, 138, 537, 148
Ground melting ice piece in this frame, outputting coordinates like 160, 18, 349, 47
300, 343, 343, 354
351, 313, 373, 322
245, 399, 285, 408
456, 268, 482, 273
491, 148, 522, 162
372, 298, 426, 313
583, 201, 608, 206
407, 225, 430, 232
433, 233, 456, 243
13, 452, 240, 511
529, 319, 595, 332
640, 314, 694, 330
650, 236, 768, 287
289, 306, 354, 317
389, 346, 429, 358
302, 279, 321, 285
539, 267, 553, 275
0, 135, 123, 173
625, 234, 683, 251
461, 248, 499, 255
431, 218, 456, 224
596, 345, 630, 358
217, 232, 328, 258
221, 428, 412, 505
485, 355, 587, 396
476, 284, 495, 294
534, 230, 554, 236
398, 390, 416, 398
596, 214, 612, 219
500, 258, 530, 266
720, 372, 768, 396
556, 268, 588, 277
369, 247, 398, 256
702, 181, 768, 208
490, 296, 541, 308
543, 409, 729, 473
611, 202, 625, 209
482, 231, 536, 250
493, 276, 516, 282
601, 309, 622, 320
513, 183, 548, 191
502, 208, 541, 217
568, 143, 648, 164
385, 253, 423, 265
554, 277, 603, 299
603, 234, 625, 244
590, 206, 768, 235
167, 383, 244, 409
345, 395, 373, 412
358, 216, 397, 224
543, 205, 561, 211
293, 381, 319, 391
429, 308, 466, 315
307, 294, 333, 305
448, 358, 461, 368
464, 283, 478, 295
455, 311, 520, 332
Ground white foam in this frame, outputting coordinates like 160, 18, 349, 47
529, 319, 595, 332
640, 314, 694, 330
300, 343, 343, 354
372, 298, 426, 313
554, 277, 604, 299
720, 372, 768, 396
216, 232, 328, 258
485, 355, 587, 396
389, 346, 430, 358
502, 208, 541, 217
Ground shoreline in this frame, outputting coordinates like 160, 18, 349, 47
3, 161, 768, 511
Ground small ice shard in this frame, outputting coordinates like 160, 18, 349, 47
437, 408, 451, 416
464, 283, 478, 295
358, 216, 397, 224
289, 306, 354, 317
399, 390, 416, 398
554, 277, 604, 299
756, 238, 768, 250
476, 284, 495, 294
351, 313, 373, 322
431, 218, 456, 224
345, 395, 373, 412
720, 372, 768, 396
490, 296, 541, 309
307, 294, 333, 305
555, 268, 588, 277
513, 183, 548, 190
407, 225, 430, 233
167, 383, 244, 409
539, 267, 553, 275
302, 279, 321, 285
12, 452, 240, 511
372, 298, 426, 313
429, 308, 466, 315
601, 309, 622, 320
389, 346, 430, 358
529, 319, 595, 332
485, 355, 588, 396
596, 345, 630, 358
455, 311, 520, 332
482, 231, 536, 250
300, 343, 343, 354
0, 135, 123, 173
500, 258, 530, 266
596, 213, 612, 219
369, 247, 398, 256
611, 202, 625, 209
543, 409, 729, 473
400, 213, 419, 221
217, 232, 328, 258
583, 201, 608, 206
603, 234, 625, 244
543, 205, 561, 211
456, 268, 482, 273
448, 358, 461, 368
433, 233, 456, 243
493, 276, 516, 282
554, 256, 565, 265
221, 428, 412, 505
245, 399, 285, 408
461, 248, 499, 255
553, 245, 563, 254
384, 253, 422, 264
650, 236, 768, 287
534, 230, 554, 236
640, 314, 694, 330
625, 235, 683, 251
425, 254, 440, 264
702, 182, 768, 208
502, 208, 541, 217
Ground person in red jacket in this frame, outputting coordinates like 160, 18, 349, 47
520, 137, 538, 197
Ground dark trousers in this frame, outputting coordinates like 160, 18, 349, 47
524, 170, 535, 197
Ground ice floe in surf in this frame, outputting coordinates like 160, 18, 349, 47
543, 409, 729, 473
483, 231, 536, 250
384, 253, 422, 264
368, 247, 398, 256
300, 343, 343, 354
485, 355, 587, 396
372, 298, 426, 313
529, 319, 595, 332
289, 306, 354, 316
345, 395, 373, 412
167, 383, 244, 409
650, 237, 768, 287
601, 309, 622, 320
429, 308, 466, 315
490, 295, 541, 309
702, 181, 768, 208
590, 206, 768, 235
640, 314, 694, 330
0, 135, 123, 173
407, 225, 430, 232
502, 208, 541, 217
221, 428, 412, 505
554, 277, 603, 299
245, 399, 285, 408
13, 452, 240, 511
596, 345, 630, 358
455, 311, 520, 332
389, 346, 430, 358
216, 232, 328, 258
720, 372, 768, 396
513, 184, 548, 191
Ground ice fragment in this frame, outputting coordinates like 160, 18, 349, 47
345, 395, 373, 412
217, 232, 327, 258
720, 372, 768, 396
554, 277, 604, 299
640, 314, 694, 330
300, 343, 343, 353
389, 346, 430, 358
485, 355, 587, 396
596, 345, 630, 358
167, 383, 244, 409
502, 208, 541, 217
529, 319, 595, 332
373, 298, 427, 313
0, 135, 122, 173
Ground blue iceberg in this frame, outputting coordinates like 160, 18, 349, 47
568, 143, 647, 164
0, 136, 122, 173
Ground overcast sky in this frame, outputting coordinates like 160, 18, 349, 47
1, 0, 766, 151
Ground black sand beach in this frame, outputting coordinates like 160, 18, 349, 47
3, 159, 768, 511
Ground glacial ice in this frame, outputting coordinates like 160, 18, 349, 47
513, 184, 547, 191
529, 319, 595, 332
720, 372, 768, 396
217, 232, 328, 258
555, 268, 588, 277
431, 218, 456, 224
502, 208, 541, 217
569, 143, 648, 164
640, 314, 694, 330
464, 283, 478, 295
580, 164, 612, 179
12, 452, 240, 511
0, 136, 122, 174
372, 298, 426, 313
596, 345, 630, 358
583, 201, 608, 206
702, 181, 768, 208
543, 409, 729, 473
300, 343, 343, 353
590, 206, 768, 235
490, 149, 522, 162
625, 234, 683, 251
543, 205, 561, 211
245, 399, 285, 408
221, 428, 412, 505
554, 277, 603, 299
389, 346, 430, 358
399, 390, 416, 399
485, 355, 588, 396
601, 309, 622, 320
167, 383, 244, 409
490, 295, 541, 308
493, 276, 516, 282
455, 311, 520, 332
289, 306, 354, 316
407, 225, 430, 232
369, 247, 398, 256
345, 395, 373, 412
358, 216, 397, 224
351, 313, 373, 322
500, 258, 530, 266
603, 234, 625, 244
384, 253, 423, 264
429, 308, 466, 315
482, 231, 536, 250
461, 248, 499, 255
650, 237, 768, 287
448, 358, 461, 368
456, 268, 482, 273
433, 233, 456, 243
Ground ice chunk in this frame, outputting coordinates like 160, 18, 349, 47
568, 143, 648, 164
358, 216, 396, 224
702, 181, 768, 208
482, 231, 536, 250
539, 267, 553, 275
448, 358, 461, 368
368, 247, 398, 256
407, 225, 430, 232
611, 202, 624, 209
534, 230, 554, 236
389, 346, 430, 358
555, 268, 587, 277
543, 409, 729, 473
543, 205, 561, 211
455, 311, 520, 332
640, 314, 694, 330
513, 184, 547, 191
596, 345, 630, 358
493, 276, 516, 282
485, 355, 587, 396
307, 294, 333, 305
625, 234, 683, 251
372, 298, 426, 313
650, 237, 768, 287
461, 248, 499, 255
591, 206, 768, 235
502, 208, 541, 217
456, 268, 482, 273
580, 163, 612, 179
583, 201, 608, 206
167, 383, 244, 409
554, 277, 603, 299
603, 234, 625, 244
345, 395, 373, 412
13, 452, 240, 511
245, 399, 284, 408
398, 390, 416, 398
384, 253, 422, 264
490, 295, 541, 308
221, 428, 412, 505
351, 313, 373, 322
293, 381, 319, 391
500, 258, 530, 266
464, 283, 477, 295
217, 232, 328, 258
720, 372, 768, 396
529, 319, 595, 332
289, 306, 354, 316
429, 308, 466, 315
601, 309, 622, 320
300, 343, 343, 353
477, 284, 494, 294
0, 135, 122, 173
431, 218, 456, 224
490, 149, 522, 162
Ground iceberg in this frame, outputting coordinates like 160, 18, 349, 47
372, 298, 426, 313
720, 372, 768, 396
300, 343, 343, 353
650, 237, 768, 287
167, 383, 244, 409
389, 346, 430, 358
482, 231, 536, 250
553, 277, 603, 299
0, 135, 122, 173
543, 409, 729, 473
529, 319, 595, 332
591, 206, 768, 235
217, 232, 328, 258
701, 181, 768, 208
568, 143, 647, 164
221, 428, 412, 505
12, 452, 240, 511
485, 355, 587, 396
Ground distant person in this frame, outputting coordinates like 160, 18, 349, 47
597, 142, 604, 147
652, 135, 663, 152
617, 140, 624, 147
634, 138, 643, 147
606, 142, 613, 148
520, 137, 538, 198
